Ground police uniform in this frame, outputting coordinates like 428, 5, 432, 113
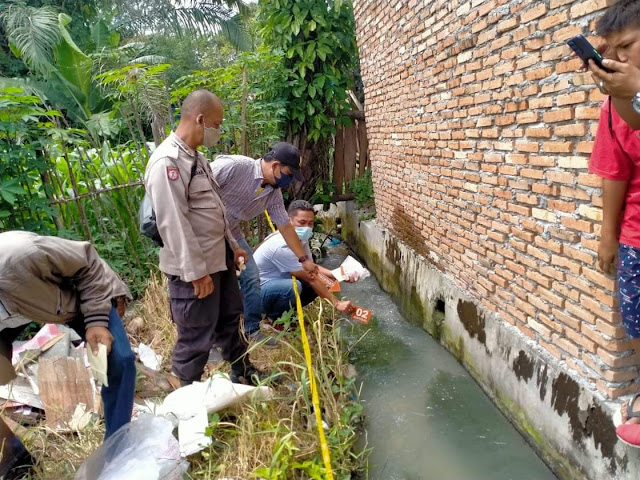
144, 132, 247, 383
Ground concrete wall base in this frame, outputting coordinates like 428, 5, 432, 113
339, 201, 640, 480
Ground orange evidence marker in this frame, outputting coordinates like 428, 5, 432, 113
351, 306, 372, 324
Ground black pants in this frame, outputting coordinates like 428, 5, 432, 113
168, 246, 248, 383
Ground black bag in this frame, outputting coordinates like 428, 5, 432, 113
139, 157, 203, 248
139, 193, 163, 247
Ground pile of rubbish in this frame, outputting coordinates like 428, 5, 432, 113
2, 323, 273, 479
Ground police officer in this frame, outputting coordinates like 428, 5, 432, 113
144, 89, 263, 386
0, 231, 135, 478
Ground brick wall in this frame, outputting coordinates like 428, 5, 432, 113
352, 0, 639, 399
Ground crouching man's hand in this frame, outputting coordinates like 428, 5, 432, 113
335, 300, 354, 314
86, 326, 113, 355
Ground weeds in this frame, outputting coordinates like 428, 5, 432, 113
16, 274, 368, 480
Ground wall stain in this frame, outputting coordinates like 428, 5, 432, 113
513, 350, 534, 383
457, 299, 486, 345
537, 364, 549, 402
551, 373, 617, 473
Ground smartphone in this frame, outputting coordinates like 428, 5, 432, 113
567, 34, 613, 73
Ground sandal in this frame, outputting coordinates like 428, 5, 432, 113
626, 393, 640, 422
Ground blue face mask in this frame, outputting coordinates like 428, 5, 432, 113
274, 166, 293, 189
295, 226, 313, 242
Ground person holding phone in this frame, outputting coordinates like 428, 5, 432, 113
587, 1, 640, 129
585, 0, 640, 447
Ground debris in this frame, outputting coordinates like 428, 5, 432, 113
177, 407, 210, 456
126, 316, 145, 335
157, 374, 273, 455
75, 414, 188, 480
40, 333, 70, 359
135, 363, 175, 398
38, 357, 96, 431
158, 374, 272, 422
68, 403, 93, 431
136, 343, 163, 371
0, 374, 43, 410
11, 324, 62, 365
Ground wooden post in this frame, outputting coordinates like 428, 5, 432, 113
358, 119, 369, 176
343, 124, 358, 184
333, 127, 345, 195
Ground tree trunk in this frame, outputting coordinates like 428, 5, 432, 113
241, 66, 249, 156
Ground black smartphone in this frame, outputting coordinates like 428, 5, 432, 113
567, 34, 613, 73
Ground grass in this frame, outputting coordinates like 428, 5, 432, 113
12, 275, 368, 479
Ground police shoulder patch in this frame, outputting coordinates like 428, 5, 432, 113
167, 167, 180, 181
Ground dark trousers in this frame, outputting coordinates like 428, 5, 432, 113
0, 306, 135, 439
168, 247, 248, 383
261, 278, 317, 321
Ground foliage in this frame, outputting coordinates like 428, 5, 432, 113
0, 86, 155, 295
107, 0, 251, 50
188, 300, 367, 479
173, 47, 287, 157
0, 87, 60, 232
258, 0, 358, 142
348, 168, 374, 208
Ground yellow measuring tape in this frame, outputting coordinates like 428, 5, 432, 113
264, 211, 335, 479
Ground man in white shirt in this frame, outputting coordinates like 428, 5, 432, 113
254, 200, 354, 322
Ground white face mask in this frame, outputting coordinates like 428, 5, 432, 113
202, 123, 221, 147
295, 226, 313, 242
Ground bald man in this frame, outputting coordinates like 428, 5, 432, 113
144, 89, 264, 385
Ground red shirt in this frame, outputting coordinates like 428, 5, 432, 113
589, 98, 640, 248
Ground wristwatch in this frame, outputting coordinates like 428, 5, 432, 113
298, 254, 309, 263
632, 92, 640, 115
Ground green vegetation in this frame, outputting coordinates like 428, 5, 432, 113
1, 0, 371, 478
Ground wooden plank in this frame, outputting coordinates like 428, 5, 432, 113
358, 120, 369, 176
333, 126, 345, 195
38, 357, 96, 431
343, 124, 358, 183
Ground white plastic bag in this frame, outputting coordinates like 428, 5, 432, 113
75, 415, 188, 480
331, 255, 370, 282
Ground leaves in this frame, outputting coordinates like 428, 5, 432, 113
258, 0, 358, 141
1, 5, 60, 75
0, 179, 26, 205
53, 13, 93, 117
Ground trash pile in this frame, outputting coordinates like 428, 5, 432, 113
3, 321, 273, 479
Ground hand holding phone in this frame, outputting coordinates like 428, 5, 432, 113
567, 34, 613, 73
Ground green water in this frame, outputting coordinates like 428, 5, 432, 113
325, 253, 557, 480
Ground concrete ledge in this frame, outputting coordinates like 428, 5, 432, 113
338, 201, 640, 480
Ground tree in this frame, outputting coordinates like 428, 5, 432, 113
106, 0, 251, 51
258, 0, 359, 199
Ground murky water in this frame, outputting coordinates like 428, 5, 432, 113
323, 250, 557, 480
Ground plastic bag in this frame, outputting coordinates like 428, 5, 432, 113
75, 415, 188, 480
331, 255, 370, 283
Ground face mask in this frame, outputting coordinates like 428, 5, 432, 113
274, 166, 293, 189
202, 123, 221, 147
295, 226, 313, 242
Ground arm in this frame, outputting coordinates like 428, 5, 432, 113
599, 178, 628, 273
37, 238, 116, 353
147, 159, 209, 282
291, 269, 353, 313
590, 58, 640, 129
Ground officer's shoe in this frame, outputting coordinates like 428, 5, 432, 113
230, 362, 271, 386
0, 437, 35, 480
248, 330, 278, 348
